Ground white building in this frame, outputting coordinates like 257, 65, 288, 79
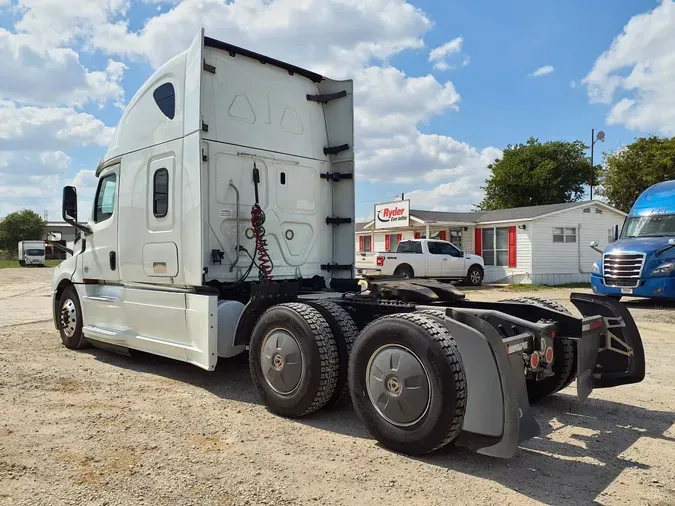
356, 200, 626, 285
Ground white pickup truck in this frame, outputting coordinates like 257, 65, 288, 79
356, 239, 485, 285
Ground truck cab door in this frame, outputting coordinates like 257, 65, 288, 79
439, 242, 465, 277
80, 165, 120, 282
425, 241, 444, 277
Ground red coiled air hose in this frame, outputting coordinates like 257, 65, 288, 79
251, 203, 274, 283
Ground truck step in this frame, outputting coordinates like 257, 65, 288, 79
83, 325, 129, 341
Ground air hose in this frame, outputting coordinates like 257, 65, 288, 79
251, 161, 274, 283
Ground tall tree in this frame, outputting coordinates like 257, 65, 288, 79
477, 137, 598, 211
599, 136, 675, 213
0, 209, 46, 258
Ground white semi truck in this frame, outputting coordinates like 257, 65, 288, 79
18, 240, 46, 267
52, 29, 646, 458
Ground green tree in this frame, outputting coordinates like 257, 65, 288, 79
477, 137, 598, 211
0, 209, 46, 259
599, 136, 675, 213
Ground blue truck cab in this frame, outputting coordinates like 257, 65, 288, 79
591, 180, 675, 300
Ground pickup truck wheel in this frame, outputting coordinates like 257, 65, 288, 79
249, 303, 339, 417
306, 300, 358, 406
58, 286, 88, 350
349, 313, 466, 455
394, 265, 414, 279
466, 265, 483, 286
498, 297, 576, 403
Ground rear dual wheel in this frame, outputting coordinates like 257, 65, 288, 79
349, 313, 467, 455
248, 301, 357, 417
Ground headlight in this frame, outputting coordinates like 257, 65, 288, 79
592, 262, 601, 274
651, 263, 674, 276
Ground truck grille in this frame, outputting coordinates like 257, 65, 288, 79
603, 253, 645, 288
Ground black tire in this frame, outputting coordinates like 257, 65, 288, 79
306, 300, 358, 406
249, 302, 339, 418
465, 265, 483, 286
608, 295, 622, 302
349, 313, 466, 455
499, 297, 576, 402
394, 264, 414, 279
57, 285, 88, 350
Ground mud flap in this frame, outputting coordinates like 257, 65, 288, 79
570, 292, 646, 390
442, 309, 540, 458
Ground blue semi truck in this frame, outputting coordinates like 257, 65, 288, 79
591, 180, 675, 301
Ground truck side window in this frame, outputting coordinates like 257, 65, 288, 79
94, 174, 117, 223
153, 83, 175, 120
427, 241, 442, 255
153, 168, 169, 218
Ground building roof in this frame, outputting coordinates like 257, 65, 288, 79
357, 200, 625, 231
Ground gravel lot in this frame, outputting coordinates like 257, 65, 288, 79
1, 267, 675, 506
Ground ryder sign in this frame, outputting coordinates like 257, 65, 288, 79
374, 200, 410, 230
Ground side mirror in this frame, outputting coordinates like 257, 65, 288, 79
62, 185, 92, 235
589, 241, 603, 254
612, 224, 620, 242
670, 239, 675, 246
62, 186, 78, 222
47, 231, 62, 242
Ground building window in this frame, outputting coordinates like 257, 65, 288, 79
153, 168, 169, 218
359, 235, 372, 252
449, 230, 462, 248
595, 208, 603, 214
482, 227, 509, 266
553, 227, 577, 243
93, 173, 117, 223
385, 233, 402, 252
583, 208, 591, 214
153, 83, 175, 119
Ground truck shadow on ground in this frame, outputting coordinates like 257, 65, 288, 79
87, 346, 675, 505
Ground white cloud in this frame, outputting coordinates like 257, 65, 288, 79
570, 80, 576, 89
583, 0, 675, 135
0, 30, 126, 106
0, 101, 115, 150
529, 65, 554, 77
428, 37, 469, 71
87, 0, 432, 78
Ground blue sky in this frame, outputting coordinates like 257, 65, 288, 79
1, 0, 673, 222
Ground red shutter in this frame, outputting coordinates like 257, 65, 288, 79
508, 226, 517, 268
397, 233, 402, 243
474, 228, 482, 256
359, 236, 364, 252
414, 232, 421, 239
385, 234, 391, 252
439, 230, 447, 241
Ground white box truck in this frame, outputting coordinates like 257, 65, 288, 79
51, 29, 646, 458
18, 240, 45, 267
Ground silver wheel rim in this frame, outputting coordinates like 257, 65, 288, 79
60, 299, 77, 337
366, 344, 431, 427
260, 328, 304, 395
471, 269, 481, 284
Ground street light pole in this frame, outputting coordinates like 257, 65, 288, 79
589, 128, 605, 201
591, 128, 594, 200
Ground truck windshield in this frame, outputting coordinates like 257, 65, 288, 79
26, 249, 44, 255
621, 214, 675, 238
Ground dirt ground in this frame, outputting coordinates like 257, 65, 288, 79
1, 268, 675, 506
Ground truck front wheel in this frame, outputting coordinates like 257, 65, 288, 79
249, 303, 339, 417
465, 265, 483, 286
57, 286, 88, 350
349, 313, 466, 455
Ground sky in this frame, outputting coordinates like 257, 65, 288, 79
1, 0, 674, 223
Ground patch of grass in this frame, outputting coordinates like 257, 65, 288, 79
0, 259, 62, 269
501, 282, 591, 291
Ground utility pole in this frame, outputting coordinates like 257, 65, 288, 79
590, 128, 605, 200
